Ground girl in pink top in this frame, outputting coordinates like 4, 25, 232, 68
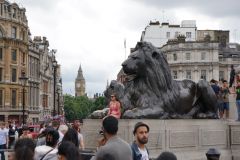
107, 94, 121, 119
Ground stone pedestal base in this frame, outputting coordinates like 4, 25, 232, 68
82, 119, 240, 160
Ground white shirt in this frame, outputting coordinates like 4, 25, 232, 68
138, 147, 149, 160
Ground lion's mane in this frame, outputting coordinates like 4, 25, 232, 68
122, 42, 180, 113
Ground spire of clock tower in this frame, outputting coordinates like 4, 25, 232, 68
75, 64, 86, 97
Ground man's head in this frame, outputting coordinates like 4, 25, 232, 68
52, 120, 60, 130
102, 116, 118, 135
156, 151, 177, 160
73, 119, 80, 130
0, 122, 5, 129
45, 129, 59, 147
133, 122, 149, 145
22, 125, 29, 135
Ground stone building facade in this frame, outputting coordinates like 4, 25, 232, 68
197, 30, 229, 47
140, 20, 197, 48
28, 39, 40, 123
0, 1, 29, 123
75, 65, 85, 97
161, 38, 240, 82
0, 0, 63, 124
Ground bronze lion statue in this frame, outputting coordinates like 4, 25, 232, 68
115, 41, 218, 119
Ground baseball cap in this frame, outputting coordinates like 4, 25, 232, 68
133, 122, 149, 135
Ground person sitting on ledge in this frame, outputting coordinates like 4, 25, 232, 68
107, 93, 121, 119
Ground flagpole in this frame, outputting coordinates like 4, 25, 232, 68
124, 38, 126, 60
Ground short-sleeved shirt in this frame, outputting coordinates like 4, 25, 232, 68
138, 147, 149, 160
236, 86, 240, 100
0, 128, 8, 145
221, 87, 230, 102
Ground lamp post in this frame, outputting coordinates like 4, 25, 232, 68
19, 73, 28, 125
57, 87, 60, 115
52, 59, 57, 117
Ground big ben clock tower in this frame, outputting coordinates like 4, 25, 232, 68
75, 65, 86, 97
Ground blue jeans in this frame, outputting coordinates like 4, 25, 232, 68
0, 144, 6, 160
236, 100, 240, 121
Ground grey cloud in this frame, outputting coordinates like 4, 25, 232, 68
134, 0, 240, 18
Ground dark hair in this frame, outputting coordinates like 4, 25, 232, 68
22, 125, 29, 131
102, 116, 118, 135
156, 151, 177, 160
45, 129, 59, 147
133, 122, 149, 135
58, 141, 81, 160
14, 138, 36, 160
62, 128, 79, 147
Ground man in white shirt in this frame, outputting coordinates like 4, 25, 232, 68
0, 122, 8, 160
131, 122, 150, 160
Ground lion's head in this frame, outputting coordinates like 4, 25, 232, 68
122, 41, 175, 91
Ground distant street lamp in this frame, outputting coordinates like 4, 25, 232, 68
52, 58, 57, 117
57, 87, 60, 115
19, 73, 28, 125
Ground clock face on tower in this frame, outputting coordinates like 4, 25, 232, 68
77, 83, 80, 88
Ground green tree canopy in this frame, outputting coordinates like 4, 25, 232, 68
63, 94, 105, 122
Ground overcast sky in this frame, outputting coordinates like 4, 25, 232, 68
13, 0, 240, 97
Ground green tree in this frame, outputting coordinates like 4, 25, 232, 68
63, 94, 106, 121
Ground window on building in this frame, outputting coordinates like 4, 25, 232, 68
219, 71, 224, 81
0, 89, 3, 107
11, 26, 17, 39
173, 53, 177, 61
186, 70, 191, 79
166, 32, 170, 38
201, 52, 206, 60
11, 68, 17, 82
11, 89, 16, 108
13, 8, 16, 18
172, 71, 178, 79
0, 48, 2, 60
43, 80, 48, 93
11, 49, 17, 61
175, 32, 179, 38
186, 32, 191, 38
0, 68, 2, 81
42, 95, 48, 108
185, 53, 191, 60
200, 70, 207, 80
22, 52, 25, 64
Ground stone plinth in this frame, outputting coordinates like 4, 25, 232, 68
82, 119, 240, 160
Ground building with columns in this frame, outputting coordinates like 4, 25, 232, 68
75, 65, 86, 97
0, 0, 63, 124
161, 37, 240, 82
0, 1, 29, 123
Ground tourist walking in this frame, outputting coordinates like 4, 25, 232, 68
91, 116, 132, 160
8, 124, 15, 149
219, 80, 230, 119
131, 122, 150, 160
20, 125, 32, 139
14, 138, 36, 160
0, 122, 8, 160
34, 129, 59, 160
235, 81, 240, 121
73, 119, 85, 150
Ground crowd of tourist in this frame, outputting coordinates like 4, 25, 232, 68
0, 116, 222, 160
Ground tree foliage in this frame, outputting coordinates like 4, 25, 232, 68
63, 94, 105, 121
